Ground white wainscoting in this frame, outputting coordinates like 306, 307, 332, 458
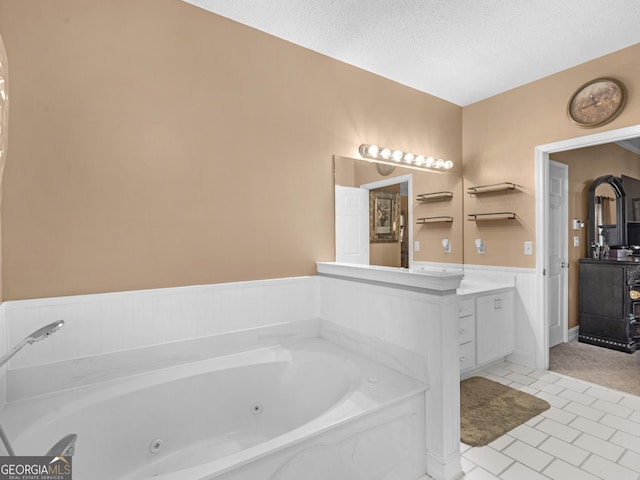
462, 264, 539, 370
318, 275, 462, 480
1, 277, 320, 371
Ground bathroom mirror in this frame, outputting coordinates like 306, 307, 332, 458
334, 155, 463, 268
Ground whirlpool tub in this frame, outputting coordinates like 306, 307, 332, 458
5, 337, 427, 480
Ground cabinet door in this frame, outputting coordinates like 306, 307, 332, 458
476, 291, 514, 365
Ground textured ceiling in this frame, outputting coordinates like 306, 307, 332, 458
182, 0, 640, 106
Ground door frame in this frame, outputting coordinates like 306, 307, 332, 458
535, 124, 640, 369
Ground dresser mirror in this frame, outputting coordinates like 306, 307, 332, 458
587, 175, 626, 257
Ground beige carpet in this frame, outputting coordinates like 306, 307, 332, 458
460, 376, 550, 446
549, 340, 640, 397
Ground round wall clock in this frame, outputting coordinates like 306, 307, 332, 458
567, 77, 627, 128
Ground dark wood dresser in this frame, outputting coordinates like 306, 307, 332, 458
579, 258, 640, 353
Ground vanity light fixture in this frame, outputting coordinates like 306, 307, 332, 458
359, 144, 453, 172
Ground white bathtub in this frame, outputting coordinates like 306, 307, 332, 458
4, 337, 427, 480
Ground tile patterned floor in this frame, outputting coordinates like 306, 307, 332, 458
461, 361, 640, 480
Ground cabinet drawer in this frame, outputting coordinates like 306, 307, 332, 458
459, 315, 475, 345
459, 342, 476, 371
458, 298, 475, 318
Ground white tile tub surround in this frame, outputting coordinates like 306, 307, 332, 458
6, 319, 321, 402
318, 270, 463, 480
1, 276, 319, 370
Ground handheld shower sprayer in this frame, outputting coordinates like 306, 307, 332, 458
0, 320, 65, 369
46, 433, 78, 457
0, 319, 77, 457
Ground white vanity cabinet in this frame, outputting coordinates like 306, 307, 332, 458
476, 291, 514, 365
458, 288, 514, 375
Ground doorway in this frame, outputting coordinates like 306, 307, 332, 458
361, 174, 412, 268
335, 173, 413, 268
535, 124, 640, 370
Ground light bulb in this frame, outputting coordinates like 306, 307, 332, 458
425, 157, 434, 167
360, 144, 379, 159
380, 148, 391, 160
444, 160, 454, 169
403, 152, 415, 164
435, 159, 445, 169
392, 150, 403, 162
415, 155, 425, 166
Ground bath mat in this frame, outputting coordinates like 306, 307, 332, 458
460, 376, 550, 446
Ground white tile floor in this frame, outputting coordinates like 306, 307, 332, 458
460, 361, 640, 480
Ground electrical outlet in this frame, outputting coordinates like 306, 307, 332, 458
574, 236, 580, 247
524, 241, 533, 255
414, 241, 420, 252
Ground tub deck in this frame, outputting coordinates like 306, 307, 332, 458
3, 336, 427, 480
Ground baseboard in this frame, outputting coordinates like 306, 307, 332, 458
568, 326, 579, 342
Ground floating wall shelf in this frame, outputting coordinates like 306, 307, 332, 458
467, 182, 516, 194
467, 212, 516, 221
416, 191, 453, 202
417, 216, 454, 224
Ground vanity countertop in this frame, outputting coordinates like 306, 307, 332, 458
316, 262, 464, 294
456, 280, 514, 297
316, 262, 515, 297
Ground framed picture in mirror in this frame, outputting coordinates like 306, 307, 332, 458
370, 190, 400, 242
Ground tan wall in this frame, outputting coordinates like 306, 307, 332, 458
0, 0, 462, 299
550, 144, 640, 329
2, 0, 639, 300
463, 43, 640, 267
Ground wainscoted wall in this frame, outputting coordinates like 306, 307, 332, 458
318, 275, 462, 480
1, 277, 319, 370
0, 0, 462, 301
1, 268, 539, 379
463, 264, 539, 369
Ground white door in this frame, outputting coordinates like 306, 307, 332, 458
335, 185, 369, 264
548, 161, 569, 347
